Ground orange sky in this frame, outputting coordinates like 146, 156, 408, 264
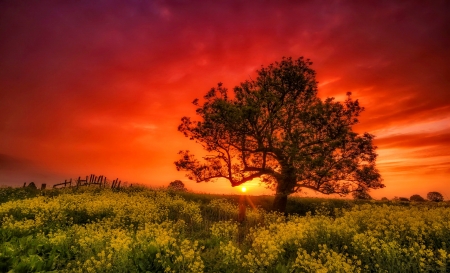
1, 1, 449, 199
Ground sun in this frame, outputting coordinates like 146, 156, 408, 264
241, 187, 247, 193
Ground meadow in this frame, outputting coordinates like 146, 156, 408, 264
1, 186, 449, 272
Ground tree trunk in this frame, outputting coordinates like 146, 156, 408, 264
273, 166, 295, 213
273, 193, 288, 213
238, 195, 246, 222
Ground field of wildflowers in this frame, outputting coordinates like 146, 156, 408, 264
0, 186, 449, 272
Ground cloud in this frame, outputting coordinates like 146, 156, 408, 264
0, 154, 33, 171
0, 0, 449, 198
375, 131, 450, 149
0, 154, 62, 187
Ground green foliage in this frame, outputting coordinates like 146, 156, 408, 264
0, 186, 41, 204
1, 187, 450, 272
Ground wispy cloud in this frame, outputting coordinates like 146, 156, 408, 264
1, 0, 449, 197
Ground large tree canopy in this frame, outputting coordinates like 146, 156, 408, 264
175, 57, 384, 212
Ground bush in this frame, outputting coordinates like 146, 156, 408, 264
26, 182, 38, 190
410, 194, 425, 202
393, 197, 410, 202
352, 191, 372, 200
427, 192, 444, 202
168, 180, 187, 191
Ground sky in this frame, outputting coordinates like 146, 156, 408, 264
1, 0, 449, 199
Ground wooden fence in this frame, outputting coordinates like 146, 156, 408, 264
52, 174, 122, 189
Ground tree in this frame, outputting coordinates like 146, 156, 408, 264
175, 57, 384, 213
352, 190, 372, 200
393, 196, 409, 202
410, 194, 425, 202
168, 180, 187, 191
427, 191, 444, 202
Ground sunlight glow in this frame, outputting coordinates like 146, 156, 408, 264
241, 187, 247, 193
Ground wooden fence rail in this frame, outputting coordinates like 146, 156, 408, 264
52, 174, 117, 189
52, 178, 72, 188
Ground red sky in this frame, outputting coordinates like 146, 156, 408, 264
1, 1, 449, 199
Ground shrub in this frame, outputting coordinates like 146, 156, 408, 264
352, 191, 372, 200
27, 182, 38, 190
168, 180, 187, 191
427, 192, 444, 202
410, 194, 425, 202
393, 197, 410, 202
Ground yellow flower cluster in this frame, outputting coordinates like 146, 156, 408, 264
242, 214, 304, 271
210, 220, 238, 242
219, 240, 242, 266
292, 244, 361, 273
136, 222, 204, 272
1, 188, 450, 272
207, 198, 238, 220
167, 199, 203, 225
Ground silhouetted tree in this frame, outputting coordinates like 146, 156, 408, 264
410, 194, 425, 202
168, 180, 187, 191
381, 197, 389, 201
352, 190, 372, 200
427, 191, 444, 202
175, 57, 384, 213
